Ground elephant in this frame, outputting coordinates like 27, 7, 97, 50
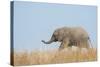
42, 27, 91, 50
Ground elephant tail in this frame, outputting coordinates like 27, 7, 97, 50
88, 37, 93, 48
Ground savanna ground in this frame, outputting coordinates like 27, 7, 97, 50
13, 47, 97, 66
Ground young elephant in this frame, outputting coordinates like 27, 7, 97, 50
42, 27, 91, 50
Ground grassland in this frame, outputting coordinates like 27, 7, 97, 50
13, 47, 97, 66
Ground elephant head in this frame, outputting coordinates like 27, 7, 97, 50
42, 27, 70, 44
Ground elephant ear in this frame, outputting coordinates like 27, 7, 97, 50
61, 37, 70, 48
58, 30, 65, 41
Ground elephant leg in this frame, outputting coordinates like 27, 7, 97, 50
59, 38, 69, 51
69, 39, 78, 47
79, 40, 89, 48
73, 40, 78, 47
76, 40, 81, 48
84, 40, 89, 48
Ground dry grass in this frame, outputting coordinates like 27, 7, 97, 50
13, 47, 97, 66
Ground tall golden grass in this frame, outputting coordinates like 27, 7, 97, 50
13, 47, 97, 66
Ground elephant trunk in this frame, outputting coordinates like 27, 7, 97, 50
42, 40, 53, 44
42, 35, 55, 44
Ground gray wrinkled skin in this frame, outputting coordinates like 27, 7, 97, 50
42, 27, 91, 50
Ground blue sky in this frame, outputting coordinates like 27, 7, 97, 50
13, 1, 97, 51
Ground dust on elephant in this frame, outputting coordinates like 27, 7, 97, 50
42, 27, 92, 50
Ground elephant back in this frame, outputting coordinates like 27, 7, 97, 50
70, 27, 89, 40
